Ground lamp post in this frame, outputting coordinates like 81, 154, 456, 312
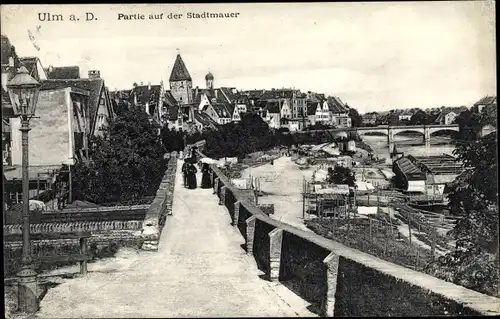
7, 65, 41, 313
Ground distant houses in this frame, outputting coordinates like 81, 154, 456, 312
362, 112, 377, 126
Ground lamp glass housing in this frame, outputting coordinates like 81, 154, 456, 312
6, 66, 40, 117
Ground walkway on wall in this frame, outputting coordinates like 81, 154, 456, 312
36, 159, 315, 318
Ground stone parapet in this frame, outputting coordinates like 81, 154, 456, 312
192, 148, 500, 317
141, 152, 178, 251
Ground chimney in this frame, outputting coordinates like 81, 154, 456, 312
140, 81, 143, 86
148, 82, 151, 90
8, 57, 14, 67
88, 70, 100, 79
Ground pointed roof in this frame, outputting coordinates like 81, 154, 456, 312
169, 54, 192, 82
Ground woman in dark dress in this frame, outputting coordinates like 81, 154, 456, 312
187, 163, 198, 189
201, 163, 212, 189
182, 160, 189, 188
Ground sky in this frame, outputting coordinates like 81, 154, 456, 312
1, 2, 496, 114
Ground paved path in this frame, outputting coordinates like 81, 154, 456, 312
37, 160, 315, 318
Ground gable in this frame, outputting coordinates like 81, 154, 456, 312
316, 103, 322, 113
233, 109, 241, 121
40, 79, 104, 135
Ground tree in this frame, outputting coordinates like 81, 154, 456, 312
72, 106, 165, 204
326, 165, 356, 187
203, 113, 278, 159
161, 126, 185, 153
424, 106, 498, 297
410, 110, 429, 125
387, 111, 400, 126
348, 107, 362, 127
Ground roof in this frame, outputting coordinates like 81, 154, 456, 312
46, 66, 80, 79
474, 95, 497, 106
307, 92, 326, 102
131, 84, 161, 105
307, 101, 319, 115
226, 102, 235, 116
219, 87, 237, 103
194, 111, 218, 127
241, 89, 265, 99
19, 57, 42, 81
328, 97, 348, 114
264, 101, 280, 114
169, 54, 192, 82
110, 89, 132, 100
235, 94, 250, 105
211, 103, 232, 119
394, 157, 423, 177
40, 79, 104, 131
192, 89, 203, 104
163, 90, 178, 107
259, 89, 293, 100
409, 154, 464, 175
1, 34, 18, 66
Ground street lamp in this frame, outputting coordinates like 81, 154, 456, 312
7, 65, 41, 313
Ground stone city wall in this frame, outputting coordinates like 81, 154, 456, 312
197, 148, 500, 317
141, 152, 178, 251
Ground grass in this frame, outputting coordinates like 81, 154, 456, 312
305, 217, 434, 270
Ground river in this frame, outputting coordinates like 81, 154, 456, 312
361, 135, 456, 163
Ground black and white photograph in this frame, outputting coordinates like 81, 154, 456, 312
1, 2, 498, 318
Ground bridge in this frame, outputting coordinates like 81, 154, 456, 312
32, 152, 499, 317
289, 124, 460, 153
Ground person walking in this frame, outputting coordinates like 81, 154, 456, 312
200, 163, 212, 189
182, 160, 189, 188
187, 163, 198, 189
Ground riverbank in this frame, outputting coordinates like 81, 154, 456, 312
240, 156, 314, 232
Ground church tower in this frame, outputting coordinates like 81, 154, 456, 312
205, 71, 214, 90
169, 53, 193, 104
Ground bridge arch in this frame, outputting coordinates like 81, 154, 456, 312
429, 129, 459, 137
357, 129, 388, 137
428, 126, 459, 136
392, 129, 425, 137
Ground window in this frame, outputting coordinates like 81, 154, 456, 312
180, 82, 184, 88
